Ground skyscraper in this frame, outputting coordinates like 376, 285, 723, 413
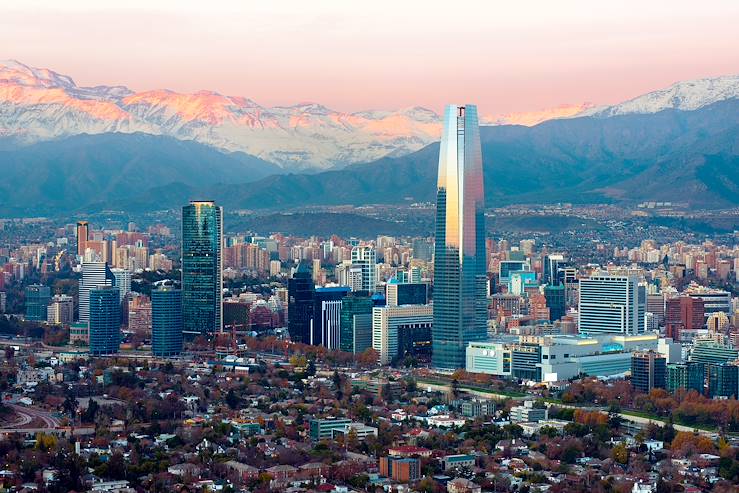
340, 294, 374, 354
152, 285, 183, 357
79, 261, 115, 324
182, 201, 223, 337
287, 263, 315, 344
89, 286, 121, 355
432, 104, 487, 370
110, 268, 132, 303
578, 275, 645, 335
351, 246, 377, 293
24, 284, 51, 321
76, 221, 89, 257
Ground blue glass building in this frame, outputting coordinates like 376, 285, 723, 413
152, 285, 183, 357
432, 105, 487, 370
25, 284, 51, 321
89, 286, 121, 355
182, 201, 223, 337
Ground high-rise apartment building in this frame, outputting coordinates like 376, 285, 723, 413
78, 262, 115, 324
182, 201, 223, 336
47, 294, 74, 325
89, 286, 121, 355
665, 296, 704, 340
432, 104, 487, 370
578, 275, 645, 335
152, 285, 183, 357
351, 246, 376, 293
110, 268, 132, 303
24, 284, 51, 321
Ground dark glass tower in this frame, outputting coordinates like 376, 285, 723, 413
287, 264, 315, 344
340, 294, 373, 354
25, 284, 51, 321
152, 285, 183, 357
432, 104, 487, 370
89, 286, 121, 355
182, 201, 223, 337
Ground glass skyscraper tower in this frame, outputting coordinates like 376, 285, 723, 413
432, 105, 487, 370
182, 201, 223, 336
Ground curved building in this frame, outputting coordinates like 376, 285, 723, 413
432, 105, 487, 370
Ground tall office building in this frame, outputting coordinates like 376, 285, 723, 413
707, 364, 738, 399
666, 362, 704, 394
340, 295, 374, 354
182, 201, 223, 336
412, 239, 433, 262
47, 294, 74, 325
76, 221, 89, 257
542, 254, 565, 286
432, 104, 487, 370
544, 284, 566, 322
313, 286, 351, 348
152, 285, 183, 357
578, 275, 645, 335
24, 284, 51, 321
110, 268, 132, 303
287, 264, 315, 344
78, 262, 115, 324
631, 351, 666, 393
374, 304, 433, 365
351, 246, 377, 293
89, 286, 121, 355
386, 279, 428, 307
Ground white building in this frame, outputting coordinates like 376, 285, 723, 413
372, 304, 432, 364
578, 275, 645, 335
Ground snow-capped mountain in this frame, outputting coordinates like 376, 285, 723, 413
581, 75, 739, 118
0, 60, 442, 169
1, 60, 738, 169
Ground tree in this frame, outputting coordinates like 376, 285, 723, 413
62, 389, 78, 421
612, 443, 628, 464
226, 389, 240, 410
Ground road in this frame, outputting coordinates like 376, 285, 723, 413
1, 404, 61, 431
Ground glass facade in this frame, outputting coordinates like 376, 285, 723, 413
340, 295, 374, 353
25, 284, 51, 321
287, 265, 315, 344
432, 104, 487, 370
152, 286, 183, 357
182, 201, 223, 336
89, 286, 121, 355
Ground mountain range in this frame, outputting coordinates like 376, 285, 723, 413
0, 59, 737, 215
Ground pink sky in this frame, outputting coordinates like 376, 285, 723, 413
2, 0, 738, 114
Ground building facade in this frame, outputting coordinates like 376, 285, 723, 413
182, 201, 223, 336
432, 104, 487, 370
89, 286, 121, 355
579, 275, 645, 335
152, 285, 183, 357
